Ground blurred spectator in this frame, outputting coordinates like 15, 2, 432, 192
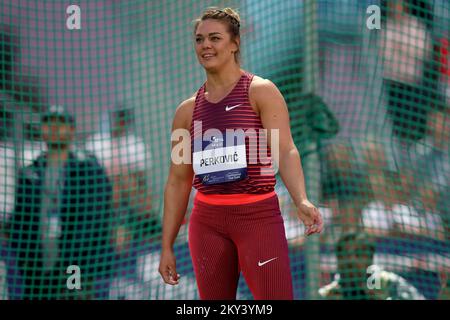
413, 107, 449, 189
0, 24, 18, 92
380, 0, 433, 143
360, 158, 444, 240
361, 170, 398, 237
86, 107, 155, 247
0, 108, 15, 232
411, 106, 449, 240
390, 182, 444, 240
0, 108, 15, 300
321, 142, 370, 233
438, 183, 450, 241
358, 142, 439, 238
6, 105, 113, 299
85, 106, 156, 296
361, 141, 390, 202
319, 232, 425, 300
377, 168, 443, 240
437, 268, 450, 300
18, 121, 46, 169
437, 37, 449, 109
414, 182, 445, 240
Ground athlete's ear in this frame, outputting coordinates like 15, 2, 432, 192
233, 37, 240, 52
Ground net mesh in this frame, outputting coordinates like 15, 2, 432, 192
0, 0, 448, 300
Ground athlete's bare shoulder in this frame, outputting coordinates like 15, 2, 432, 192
249, 75, 283, 114
173, 95, 196, 130
249, 75, 281, 98
250, 75, 272, 87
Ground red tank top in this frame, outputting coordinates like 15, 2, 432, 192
190, 71, 276, 194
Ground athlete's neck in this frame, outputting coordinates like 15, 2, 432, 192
205, 65, 242, 92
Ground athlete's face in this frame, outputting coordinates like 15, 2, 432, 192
194, 19, 239, 71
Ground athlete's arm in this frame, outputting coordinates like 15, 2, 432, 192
159, 98, 195, 285
250, 77, 323, 235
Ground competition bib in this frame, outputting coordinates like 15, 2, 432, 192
193, 133, 247, 185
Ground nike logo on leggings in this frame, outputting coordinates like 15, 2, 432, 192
258, 257, 278, 267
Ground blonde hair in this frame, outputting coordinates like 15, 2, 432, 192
193, 7, 241, 63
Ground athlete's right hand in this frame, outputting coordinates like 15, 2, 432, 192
159, 248, 181, 285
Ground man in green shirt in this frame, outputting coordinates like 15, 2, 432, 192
319, 232, 425, 300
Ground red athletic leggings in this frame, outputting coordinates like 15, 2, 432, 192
188, 193, 293, 300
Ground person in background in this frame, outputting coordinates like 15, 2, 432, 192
408, 106, 449, 240
0, 108, 15, 235
321, 142, 370, 233
380, 0, 433, 144
7, 105, 113, 299
19, 121, 46, 169
437, 268, 450, 300
0, 108, 15, 300
86, 106, 155, 298
413, 106, 449, 187
319, 232, 425, 300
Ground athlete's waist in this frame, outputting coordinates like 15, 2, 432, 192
195, 191, 276, 206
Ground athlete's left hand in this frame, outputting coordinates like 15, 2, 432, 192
296, 199, 324, 236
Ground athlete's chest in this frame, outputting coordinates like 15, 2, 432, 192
193, 93, 261, 124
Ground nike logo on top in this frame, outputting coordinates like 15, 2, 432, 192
225, 104, 242, 111
257, 257, 278, 267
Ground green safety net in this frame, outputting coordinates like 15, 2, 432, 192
0, 0, 448, 300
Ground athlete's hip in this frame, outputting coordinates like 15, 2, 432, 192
190, 192, 283, 228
